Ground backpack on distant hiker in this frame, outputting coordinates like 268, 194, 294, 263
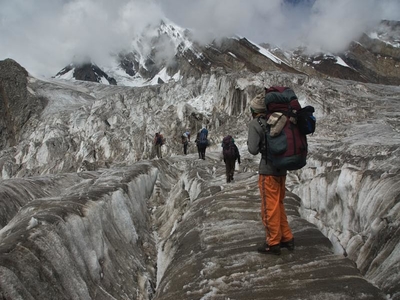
181, 134, 186, 143
156, 134, 165, 146
182, 133, 189, 144
222, 135, 237, 159
197, 128, 208, 147
258, 86, 316, 170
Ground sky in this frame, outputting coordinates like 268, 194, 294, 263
1, 0, 399, 78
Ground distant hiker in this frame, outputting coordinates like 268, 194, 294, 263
195, 127, 209, 160
154, 132, 164, 158
221, 135, 240, 183
247, 92, 294, 256
181, 130, 190, 155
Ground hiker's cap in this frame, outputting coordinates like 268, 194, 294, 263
250, 93, 266, 113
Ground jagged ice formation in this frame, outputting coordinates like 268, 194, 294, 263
0, 59, 400, 299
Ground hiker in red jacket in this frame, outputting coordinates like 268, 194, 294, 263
247, 92, 294, 256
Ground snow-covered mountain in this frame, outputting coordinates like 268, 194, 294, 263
1, 20, 400, 300
55, 61, 117, 85
55, 19, 400, 87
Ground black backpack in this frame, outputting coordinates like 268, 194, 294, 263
296, 106, 316, 135
198, 128, 208, 147
222, 135, 236, 159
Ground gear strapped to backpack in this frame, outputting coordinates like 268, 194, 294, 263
296, 106, 316, 135
222, 135, 236, 159
258, 86, 315, 170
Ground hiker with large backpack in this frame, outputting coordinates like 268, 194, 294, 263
181, 130, 190, 155
195, 127, 209, 160
247, 90, 295, 256
221, 135, 240, 183
154, 132, 164, 159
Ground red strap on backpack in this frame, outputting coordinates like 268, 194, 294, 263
265, 86, 289, 94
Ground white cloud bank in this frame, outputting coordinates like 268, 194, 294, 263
0, 0, 399, 77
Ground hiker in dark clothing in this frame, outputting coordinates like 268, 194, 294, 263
221, 135, 240, 183
247, 92, 294, 256
195, 127, 208, 160
154, 132, 163, 158
181, 131, 190, 155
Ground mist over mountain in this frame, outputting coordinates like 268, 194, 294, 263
1, 0, 399, 77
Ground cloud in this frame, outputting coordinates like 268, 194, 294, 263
157, 0, 285, 44
0, 0, 399, 77
159, 0, 399, 52
298, 0, 384, 52
0, 0, 164, 77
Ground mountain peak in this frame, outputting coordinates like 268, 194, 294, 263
54, 62, 117, 85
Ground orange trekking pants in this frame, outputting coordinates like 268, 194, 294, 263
258, 175, 293, 247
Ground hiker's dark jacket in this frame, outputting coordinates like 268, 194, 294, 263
223, 143, 240, 163
247, 116, 287, 176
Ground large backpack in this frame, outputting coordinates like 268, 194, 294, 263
260, 86, 315, 170
222, 135, 236, 159
198, 128, 208, 147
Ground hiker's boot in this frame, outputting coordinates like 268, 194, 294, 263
257, 243, 281, 255
280, 238, 295, 251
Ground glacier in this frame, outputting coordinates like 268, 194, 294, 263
0, 59, 399, 299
